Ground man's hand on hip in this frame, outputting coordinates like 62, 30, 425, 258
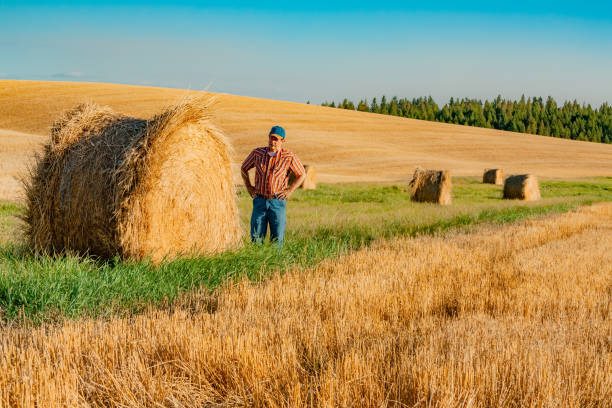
246, 185, 257, 198
276, 189, 293, 200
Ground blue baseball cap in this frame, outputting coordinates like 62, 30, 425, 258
269, 125, 286, 139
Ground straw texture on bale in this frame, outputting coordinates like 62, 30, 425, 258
23, 97, 241, 262
483, 168, 504, 185
289, 164, 317, 190
503, 174, 541, 201
409, 167, 452, 205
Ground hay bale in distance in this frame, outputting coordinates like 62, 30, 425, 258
23, 97, 241, 262
503, 174, 541, 200
289, 164, 317, 190
302, 165, 317, 190
483, 168, 504, 185
409, 167, 452, 205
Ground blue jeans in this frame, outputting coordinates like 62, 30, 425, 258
250, 197, 287, 247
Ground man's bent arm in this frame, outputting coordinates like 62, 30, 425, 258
241, 150, 257, 197
241, 170, 256, 197
277, 173, 305, 200
287, 174, 306, 193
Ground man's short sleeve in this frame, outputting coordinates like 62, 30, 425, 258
289, 154, 306, 178
241, 150, 257, 173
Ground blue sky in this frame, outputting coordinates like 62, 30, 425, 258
2, 1, 612, 105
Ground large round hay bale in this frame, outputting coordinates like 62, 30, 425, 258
289, 164, 317, 190
483, 168, 504, 185
23, 97, 241, 262
503, 174, 540, 200
409, 167, 452, 205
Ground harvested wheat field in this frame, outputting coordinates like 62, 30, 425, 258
0, 203, 610, 407
0, 128, 45, 202
2, 80, 612, 203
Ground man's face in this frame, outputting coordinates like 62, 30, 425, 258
268, 134, 284, 152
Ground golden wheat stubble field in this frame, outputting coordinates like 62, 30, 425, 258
0, 129, 45, 201
0, 203, 610, 407
2, 80, 612, 203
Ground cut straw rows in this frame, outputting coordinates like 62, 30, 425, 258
1, 203, 611, 407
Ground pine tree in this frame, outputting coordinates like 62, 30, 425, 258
357, 99, 369, 112
380, 95, 388, 115
370, 98, 378, 113
389, 97, 399, 116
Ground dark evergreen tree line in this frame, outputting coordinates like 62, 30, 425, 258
321, 95, 612, 144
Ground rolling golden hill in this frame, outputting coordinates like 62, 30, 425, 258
1, 80, 611, 201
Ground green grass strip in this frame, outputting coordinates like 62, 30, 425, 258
0, 200, 594, 324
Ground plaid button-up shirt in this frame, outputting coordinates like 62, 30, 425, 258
241, 147, 306, 196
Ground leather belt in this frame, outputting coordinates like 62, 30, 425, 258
256, 194, 278, 200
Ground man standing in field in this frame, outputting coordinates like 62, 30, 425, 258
241, 126, 306, 247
